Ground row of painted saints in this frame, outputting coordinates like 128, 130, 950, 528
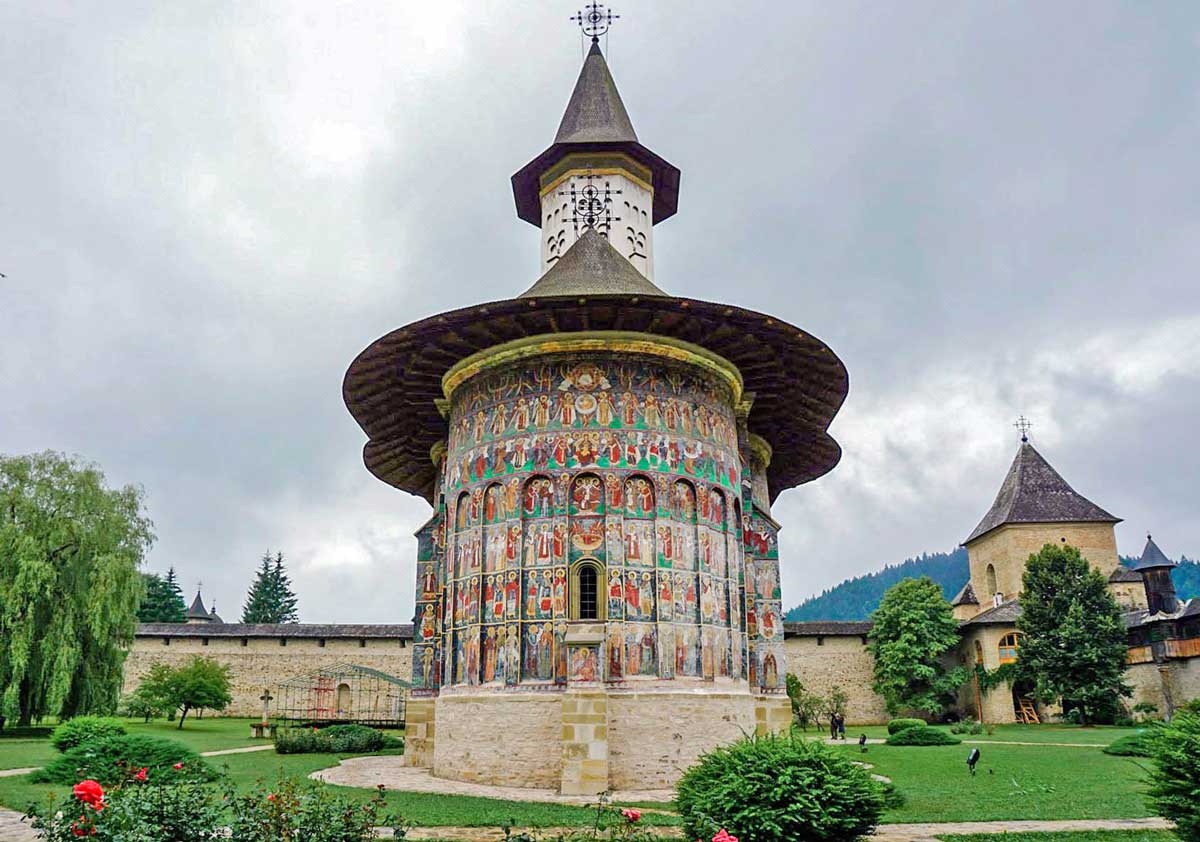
449, 361, 739, 450
415, 623, 781, 688
445, 428, 740, 491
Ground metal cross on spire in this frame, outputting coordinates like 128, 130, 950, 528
571, 2, 619, 44
1013, 415, 1032, 443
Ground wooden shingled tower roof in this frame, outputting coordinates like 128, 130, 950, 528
964, 441, 1120, 545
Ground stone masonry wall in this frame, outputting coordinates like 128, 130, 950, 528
783, 634, 889, 724
123, 636, 412, 718
433, 692, 563, 788
607, 689, 756, 789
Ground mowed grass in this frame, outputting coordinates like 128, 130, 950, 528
938, 833, 1175, 842
802, 723, 1141, 745
845, 742, 1154, 822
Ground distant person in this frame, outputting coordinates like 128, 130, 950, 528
837, 713, 847, 740
829, 715, 838, 740
859, 733, 868, 753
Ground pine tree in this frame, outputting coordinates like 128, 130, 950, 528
241, 551, 299, 623
137, 572, 186, 622
164, 566, 185, 611
1017, 543, 1131, 725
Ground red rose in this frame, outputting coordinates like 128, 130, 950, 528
621, 809, 641, 822
712, 831, 739, 842
73, 780, 104, 809
172, 763, 184, 770
267, 793, 276, 802
133, 767, 148, 782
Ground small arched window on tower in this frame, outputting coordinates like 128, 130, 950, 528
571, 560, 604, 621
998, 632, 1022, 664
985, 564, 999, 605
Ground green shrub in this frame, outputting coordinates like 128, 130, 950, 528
675, 733, 886, 842
34, 734, 216, 786
1103, 722, 1164, 758
1149, 709, 1200, 841
950, 717, 983, 735
225, 774, 406, 842
26, 780, 225, 841
275, 724, 396, 754
887, 718, 926, 735
885, 725, 961, 746
49, 716, 127, 751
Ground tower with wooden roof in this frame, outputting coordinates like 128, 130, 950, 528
343, 17, 847, 794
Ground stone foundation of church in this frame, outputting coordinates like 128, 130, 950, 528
422, 682, 772, 792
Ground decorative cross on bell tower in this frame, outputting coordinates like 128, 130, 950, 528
1013, 416, 1032, 443
512, 3, 679, 282
571, 2, 620, 45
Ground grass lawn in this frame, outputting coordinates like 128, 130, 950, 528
801, 723, 1141, 746
842, 742, 1154, 822
937, 833, 1175, 842
0, 738, 57, 771
0, 742, 679, 828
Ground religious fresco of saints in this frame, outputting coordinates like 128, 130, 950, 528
482, 626, 499, 683
699, 574, 715, 623
523, 477, 555, 518
701, 628, 716, 680
607, 569, 625, 621
482, 575, 498, 623
484, 484, 506, 524
524, 521, 555, 567
552, 567, 567, 617
418, 603, 437, 642
675, 625, 700, 677
624, 477, 654, 518
569, 644, 601, 683
623, 570, 656, 621
656, 571, 674, 621
505, 623, 521, 685
606, 625, 624, 680
623, 520, 655, 568
656, 625, 675, 679
624, 623, 657, 677
569, 474, 604, 515
420, 563, 438, 599
569, 518, 606, 560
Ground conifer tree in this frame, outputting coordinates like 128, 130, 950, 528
165, 565, 185, 610
1017, 543, 1130, 724
241, 551, 299, 623
137, 572, 186, 622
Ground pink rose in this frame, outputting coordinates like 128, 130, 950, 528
712, 831, 739, 842
621, 809, 641, 822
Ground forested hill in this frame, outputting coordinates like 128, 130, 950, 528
785, 549, 1200, 621
785, 549, 969, 621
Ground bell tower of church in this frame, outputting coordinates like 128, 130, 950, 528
511, 41, 681, 280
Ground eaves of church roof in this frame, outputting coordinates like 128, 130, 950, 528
964, 442, 1120, 545
518, 228, 668, 298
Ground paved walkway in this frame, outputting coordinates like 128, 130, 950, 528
198, 744, 275, 757
312, 756, 677, 804
0, 767, 38, 778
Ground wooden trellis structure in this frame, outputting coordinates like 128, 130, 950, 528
273, 663, 409, 726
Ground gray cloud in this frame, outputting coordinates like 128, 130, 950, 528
2, 1, 1196, 622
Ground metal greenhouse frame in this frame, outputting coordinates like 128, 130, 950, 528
272, 663, 410, 726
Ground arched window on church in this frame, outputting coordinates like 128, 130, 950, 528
974, 639, 985, 666
571, 560, 604, 621
998, 632, 1022, 664
985, 564, 999, 603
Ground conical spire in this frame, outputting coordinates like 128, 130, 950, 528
519, 228, 667, 298
1134, 534, 1176, 571
186, 590, 213, 622
554, 41, 638, 144
965, 441, 1120, 544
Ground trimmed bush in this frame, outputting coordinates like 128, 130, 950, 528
33, 734, 217, 785
49, 716, 127, 751
226, 774, 405, 841
887, 718, 926, 735
676, 733, 887, 842
275, 724, 397, 755
950, 717, 984, 735
886, 725, 961, 746
1150, 708, 1200, 841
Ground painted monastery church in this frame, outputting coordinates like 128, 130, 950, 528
120, 29, 1199, 795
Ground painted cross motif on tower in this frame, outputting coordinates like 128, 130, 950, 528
559, 172, 621, 236
571, 2, 619, 44
1013, 415, 1032, 442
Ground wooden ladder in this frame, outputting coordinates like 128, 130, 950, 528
1015, 697, 1040, 724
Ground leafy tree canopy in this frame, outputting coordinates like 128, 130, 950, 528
137, 571, 186, 623
1017, 542, 1131, 725
137, 656, 232, 728
241, 551, 299, 624
0, 452, 153, 726
868, 576, 966, 715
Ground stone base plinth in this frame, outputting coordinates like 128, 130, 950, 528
426, 682, 756, 792
404, 696, 437, 769
754, 693, 791, 735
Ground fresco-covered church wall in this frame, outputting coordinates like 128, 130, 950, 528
420, 351, 763, 692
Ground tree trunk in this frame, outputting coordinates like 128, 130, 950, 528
178, 705, 190, 729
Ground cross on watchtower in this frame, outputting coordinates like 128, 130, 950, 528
560, 172, 621, 236
571, 2, 619, 44
1014, 415, 1032, 443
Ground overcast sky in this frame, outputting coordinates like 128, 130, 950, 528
3, 2, 1197, 623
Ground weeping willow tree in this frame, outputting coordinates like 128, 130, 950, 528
0, 452, 153, 726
